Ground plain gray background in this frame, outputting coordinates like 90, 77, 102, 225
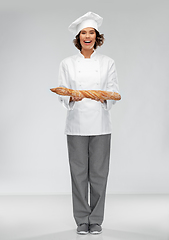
0, 0, 169, 194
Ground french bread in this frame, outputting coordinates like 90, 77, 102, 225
50, 87, 121, 101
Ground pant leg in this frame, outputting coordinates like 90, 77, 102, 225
67, 135, 91, 225
88, 134, 111, 225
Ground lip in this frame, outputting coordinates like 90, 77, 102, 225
83, 40, 92, 45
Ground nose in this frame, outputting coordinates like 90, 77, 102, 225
86, 32, 90, 38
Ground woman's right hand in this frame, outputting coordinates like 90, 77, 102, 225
70, 96, 84, 102
91, 97, 104, 103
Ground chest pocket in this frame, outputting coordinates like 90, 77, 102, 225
76, 59, 100, 90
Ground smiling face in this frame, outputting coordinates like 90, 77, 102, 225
79, 27, 96, 51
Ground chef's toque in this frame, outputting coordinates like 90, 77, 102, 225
68, 11, 103, 36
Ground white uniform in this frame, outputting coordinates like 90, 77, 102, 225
58, 51, 120, 136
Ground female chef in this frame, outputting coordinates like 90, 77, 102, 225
57, 12, 120, 235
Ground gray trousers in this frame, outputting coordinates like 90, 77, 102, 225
67, 134, 111, 226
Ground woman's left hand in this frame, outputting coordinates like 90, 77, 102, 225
98, 99, 104, 103
92, 97, 104, 103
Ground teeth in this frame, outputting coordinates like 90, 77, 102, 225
85, 41, 91, 43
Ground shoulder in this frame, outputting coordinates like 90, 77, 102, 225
60, 54, 79, 67
96, 53, 115, 66
96, 53, 115, 63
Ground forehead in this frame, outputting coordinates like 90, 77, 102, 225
81, 27, 95, 32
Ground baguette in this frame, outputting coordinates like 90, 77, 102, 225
50, 87, 121, 101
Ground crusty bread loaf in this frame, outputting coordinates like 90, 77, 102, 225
50, 87, 121, 101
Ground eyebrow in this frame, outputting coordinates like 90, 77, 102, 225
81, 30, 95, 33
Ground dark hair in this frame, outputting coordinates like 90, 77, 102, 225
73, 29, 105, 51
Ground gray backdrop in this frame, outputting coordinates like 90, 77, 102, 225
0, 0, 169, 194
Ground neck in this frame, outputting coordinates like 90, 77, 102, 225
81, 48, 94, 58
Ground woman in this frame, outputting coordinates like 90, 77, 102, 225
57, 12, 120, 234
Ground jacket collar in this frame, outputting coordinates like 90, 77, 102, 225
78, 50, 96, 59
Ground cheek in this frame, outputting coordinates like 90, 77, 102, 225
92, 34, 96, 42
79, 36, 84, 45
93, 36, 96, 44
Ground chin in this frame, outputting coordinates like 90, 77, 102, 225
83, 45, 94, 50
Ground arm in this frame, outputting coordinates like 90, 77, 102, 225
102, 60, 120, 110
58, 61, 75, 110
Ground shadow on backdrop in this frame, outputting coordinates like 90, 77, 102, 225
16, 229, 160, 240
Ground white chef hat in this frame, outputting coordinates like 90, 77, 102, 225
68, 11, 103, 36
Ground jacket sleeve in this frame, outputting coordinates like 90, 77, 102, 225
101, 59, 120, 111
57, 60, 75, 110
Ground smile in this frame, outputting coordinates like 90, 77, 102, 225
84, 41, 92, 44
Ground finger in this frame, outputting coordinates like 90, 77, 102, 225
76, 97, 83, 101
91, 97, 99, 101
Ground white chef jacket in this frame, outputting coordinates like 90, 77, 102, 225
58, 50, 120, 136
